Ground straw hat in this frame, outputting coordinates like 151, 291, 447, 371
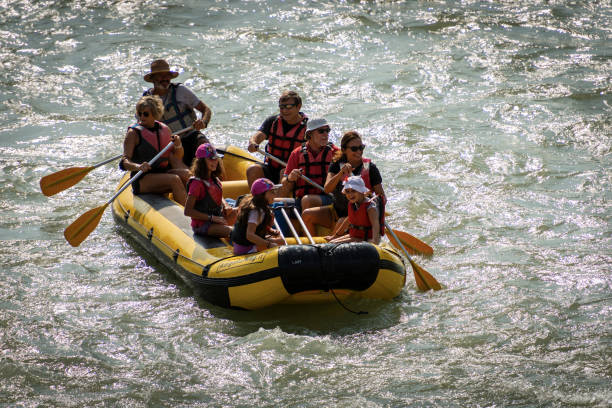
144, 59, 179, 83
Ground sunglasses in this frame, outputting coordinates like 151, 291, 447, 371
278, 103, 297, 109
347, 144, 366, 152
316, 128, 331, 134
137, 111, 150, 117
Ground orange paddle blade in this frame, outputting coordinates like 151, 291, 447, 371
64, 204, 108, 247
388, 232, 418, 255
409, 259, 442, 291
392, 229, 434, 256
40, 166, 93, 196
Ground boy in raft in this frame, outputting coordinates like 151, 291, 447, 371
184, 143, 237, 238
230, 178, 284, 255
328, 175, 383, 245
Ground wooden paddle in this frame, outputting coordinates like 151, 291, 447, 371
391, 229, 434, 256
40, 126, 194, 197
40, 154, 122, 197
64, 141, 175, 247
257, 148, 434, 256
386, 224, 441, 291
215, 147, 263, 164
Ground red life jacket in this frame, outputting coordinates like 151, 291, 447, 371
266, 114, 308, 169
348, 196, 386, 239
294, 142, 336, 198
128, 122, 172, 170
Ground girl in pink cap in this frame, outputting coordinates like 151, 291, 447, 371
230, 178, 284, 255
184, 143, 237, 238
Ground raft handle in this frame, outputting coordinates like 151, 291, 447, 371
147, 227, 154, 241
124, 209, 130, 221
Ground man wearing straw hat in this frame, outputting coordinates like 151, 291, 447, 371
142, 59, 213, 167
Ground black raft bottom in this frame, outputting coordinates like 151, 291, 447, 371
277, 242, 380, 294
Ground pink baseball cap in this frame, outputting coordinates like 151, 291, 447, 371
195, 143, 223, 160
251, 178, 282, 195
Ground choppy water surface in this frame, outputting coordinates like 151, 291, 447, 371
1, 0, 610, 406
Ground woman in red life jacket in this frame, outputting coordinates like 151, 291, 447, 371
120, 95, 191, 205
329, 176, 382, 245
302, 130, 385, 237
230, 178, 284, 255
184, 143, 238, 238
246, 91, 308, 188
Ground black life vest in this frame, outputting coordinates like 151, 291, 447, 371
186, 177, 224, 217
230, 208, 272, 246
128, 122, 172, 170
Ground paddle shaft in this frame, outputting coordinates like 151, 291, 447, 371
386, 223, 433, 290
217, 148, 262, 163
106, 141, 176, 205
106, 125, 196, 203
258, 148, 325, 192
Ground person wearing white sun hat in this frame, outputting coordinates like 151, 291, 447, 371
328, 175, 384, 245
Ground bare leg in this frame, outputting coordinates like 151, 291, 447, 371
300, 194, 323, 212
168, 168, 191, 186
302, 206, 334, 236
207, 224, 232, 238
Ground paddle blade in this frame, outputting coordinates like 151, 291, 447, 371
409, 259, 442, 291
40, 166, 93, 196
388, 232, 418, 256
64, 204, 108, 247
392, 229, 434, 256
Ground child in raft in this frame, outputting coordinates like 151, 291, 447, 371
230, 178, 285, 255
328, 175, 383, 245
184, 143, 237, 238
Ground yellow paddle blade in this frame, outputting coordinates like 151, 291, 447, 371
64, 204, 108, 247
409, 259, 442, 291
40, 166, 93, 196
392, 229, 434, 256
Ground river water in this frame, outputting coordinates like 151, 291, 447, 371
1, 0, 610, 406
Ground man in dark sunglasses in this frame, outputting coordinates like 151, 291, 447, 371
282, 118, 339, 216
246, 90, 309, 188
142, 59, 213, 167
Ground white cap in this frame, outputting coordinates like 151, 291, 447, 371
342, 175, 368, 194
306, 118, 329, 133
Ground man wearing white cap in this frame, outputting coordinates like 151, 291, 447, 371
142, 59, 213, 167
282, 118, 339, 215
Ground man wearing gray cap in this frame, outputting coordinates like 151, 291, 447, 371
282, 118, 338, 215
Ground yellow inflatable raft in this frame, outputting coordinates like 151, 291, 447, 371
111, 146, 406, 310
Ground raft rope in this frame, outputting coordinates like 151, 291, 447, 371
319, 243, 368, 315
